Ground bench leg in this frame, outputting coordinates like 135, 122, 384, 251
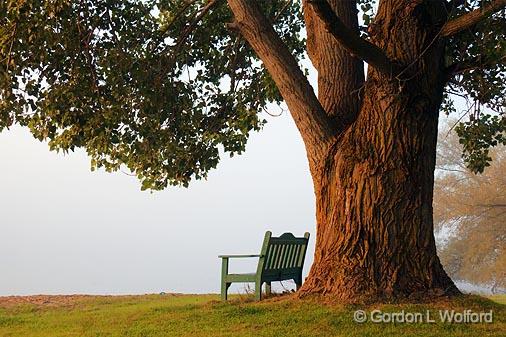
295, 276, 302, 291
255, 281, 262, 301
221, 258, 230, 301
265, 282, 271, 296
221, 282, 231, 301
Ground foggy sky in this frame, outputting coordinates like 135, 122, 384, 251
0, 111, 316, 295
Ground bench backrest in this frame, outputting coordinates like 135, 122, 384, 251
256, 231, 310, 281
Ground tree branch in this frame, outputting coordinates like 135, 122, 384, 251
159, 0, 199, 36
445, 52, 506, 81
226, 0, 337, 160
302, 0, 365, 125
306, 0, 400, 76
441, 0, 506, 37
172, 0, 220, 53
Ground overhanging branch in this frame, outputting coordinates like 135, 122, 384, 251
172, 0, 220, 52
226, 0, 337, 159
441, 0, 506, 37
445, 52, 506, 81
307, 0, 400, 76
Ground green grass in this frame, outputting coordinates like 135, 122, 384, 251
0, 294, 504, 337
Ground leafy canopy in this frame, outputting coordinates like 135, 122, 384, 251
442, 0, 506, 173
0, 0, 504, 189
0, 0, 304, 189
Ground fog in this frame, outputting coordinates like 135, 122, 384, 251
0, 111, 316, 295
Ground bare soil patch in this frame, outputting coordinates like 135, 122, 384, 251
0, 295, 98, 308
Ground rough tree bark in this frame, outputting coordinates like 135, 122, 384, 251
299, 0, 460, 302
227, 0, 505, 302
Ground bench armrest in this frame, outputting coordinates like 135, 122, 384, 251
218, 254, 263, 258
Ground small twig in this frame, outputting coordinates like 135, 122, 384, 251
5, 23, 17, 71
273, 0, 291, 23
159, 0, 200, 36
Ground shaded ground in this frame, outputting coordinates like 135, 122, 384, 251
0, 294, 504, 337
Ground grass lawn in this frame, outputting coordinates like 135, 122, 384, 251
0, 294, 504, 337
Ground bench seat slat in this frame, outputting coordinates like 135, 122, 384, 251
267, 245, 278, 269
223, 273, 257, 282
262, 267, 302, 277
276, 244, 286, 269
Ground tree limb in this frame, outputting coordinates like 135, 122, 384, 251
172, 0, 220, 52
159, 0, 199, 36
441, 0, 506, 37
226, 0, 337, 160
445, 52, 506, 81
306, 0, 400, 76
302, 0, 365, 126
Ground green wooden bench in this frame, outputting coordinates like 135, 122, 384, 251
219, 231, 310, 301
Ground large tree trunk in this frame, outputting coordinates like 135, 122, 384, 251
299, 77, 460, 302
298, 0, 460, 302
228, 0, 461, 302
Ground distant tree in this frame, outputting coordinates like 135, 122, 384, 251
1, 0, 505, 302
435, 123, 505, 293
